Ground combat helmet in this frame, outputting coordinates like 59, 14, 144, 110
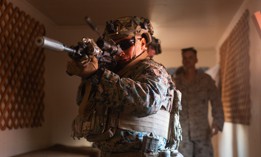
103, 16, 154, 44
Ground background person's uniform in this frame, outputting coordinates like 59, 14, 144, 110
174, 70, 224, 157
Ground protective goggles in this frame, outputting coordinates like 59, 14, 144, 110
116, 37, 135, 50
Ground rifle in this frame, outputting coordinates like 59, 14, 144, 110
35, 17, 119, 66
35, 36, 102, 61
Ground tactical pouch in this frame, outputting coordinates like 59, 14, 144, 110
166, 89, 182, 150
71, 114, 92, 139
71, 108, 117, 142
142, 134, 159, 154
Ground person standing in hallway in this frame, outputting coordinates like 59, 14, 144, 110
173, 47, 224, 157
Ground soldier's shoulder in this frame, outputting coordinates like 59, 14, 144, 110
198, 71, 214, 82
142, 58, 165, 67
141, 59, 168, 72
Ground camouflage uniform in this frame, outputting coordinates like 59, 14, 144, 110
70, 16, 183, 157
74, 56, 176, 155
173, 70, 224, 157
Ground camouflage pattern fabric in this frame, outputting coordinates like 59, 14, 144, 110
167, 89, 182, 150
179, 138, 213, 157
76, 57, 176, 154
173, 70, 224, 157
103, 16, 154, 43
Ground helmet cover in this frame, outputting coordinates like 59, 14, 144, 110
103, 16, 154, 44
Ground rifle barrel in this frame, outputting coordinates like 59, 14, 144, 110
35, 36, 76, 54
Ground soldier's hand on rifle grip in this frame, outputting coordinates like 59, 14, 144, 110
66, 55, 98, 78
66, 60, 82, 76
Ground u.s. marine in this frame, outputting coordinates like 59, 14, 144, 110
66, 16, 183, 157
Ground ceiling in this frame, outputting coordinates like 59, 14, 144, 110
25, 0, 244, 51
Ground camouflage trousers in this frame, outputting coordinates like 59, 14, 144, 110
178, 138, 213, 157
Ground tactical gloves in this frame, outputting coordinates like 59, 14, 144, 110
66, 55, 98, 78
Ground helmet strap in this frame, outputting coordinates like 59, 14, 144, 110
132, 35, 145, 58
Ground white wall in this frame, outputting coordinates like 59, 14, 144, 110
0, 1, 55, 157
153, 47, 217, 69
216, 0, 261, 156
1, 1, 96, 157
43, 26, 99, 147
